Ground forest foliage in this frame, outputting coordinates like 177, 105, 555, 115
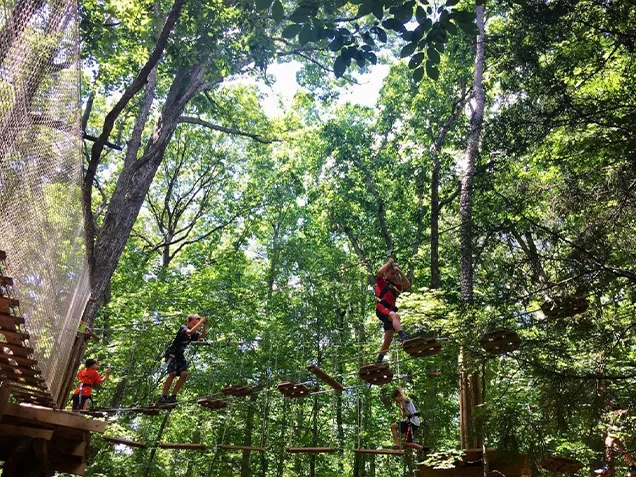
76, 0, 636, 475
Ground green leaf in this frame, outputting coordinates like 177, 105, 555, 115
372, 1, 384, 20
289, 6, 312, 22
356, 55, 366, 68
328, 35, 344, 51
446, 0, 460, 5
375, 27, 388, 43
298, 24, 315, 45
357, 2, 373, 17
366, 51, 378, 65
255, 0, 272, 11
427, 46, 440, 64
426, 60, 439, 80
363, 32, 376, 46
412, 66, 424, 83
281, 24, 302, 38
271, 0, 284, 23
334, 55, 347, 78
400, 41, 417, 58
415, 5, 426, 23
408, 52, 424, 69
381, 18, 406, 33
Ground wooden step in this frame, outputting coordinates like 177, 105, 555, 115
0, 297, 19, 313
358, 363, 393, 385
0, 353, 39, 367
1, 342, 34, 356
197, 398, 228, 410
3, 373, 45, 386
159, 443, 206, 450
286, 447, 336, 454
402, 337, 441, 358
0, 276, 13, 288
306, 365, 344, 391
221, 385, 253, 397
480, 329, 520, 355
103, 436, 146, 448
218, 444, 266, 452
0, 362, 42, 378
0, 327, 30, 343
0, 312, 25, 327
277, 382, 310, 398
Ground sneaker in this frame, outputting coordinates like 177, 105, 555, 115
167, 395, 178, 404
376, 354, 385, 364
158, 395, 168, 404
399, 331, 410, 342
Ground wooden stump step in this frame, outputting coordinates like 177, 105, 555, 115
540, 456, 584, 473
541, 296, 589, 319
358, 363, 393, 385
277, 382, 310, 398
306, 365, 344, 391
221, 385, 253, 397
402, 337, 442, 358
480, 329, 520, 355
197, 397, 228, 410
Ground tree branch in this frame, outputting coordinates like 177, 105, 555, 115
178, 116, 277, 144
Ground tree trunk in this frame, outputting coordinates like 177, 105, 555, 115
430, 155, 441, 289
458, 2, 486, 450
240, 391, 259, 477
2, 437, 51, 477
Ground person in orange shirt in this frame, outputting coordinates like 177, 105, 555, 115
71, 358, 110, 411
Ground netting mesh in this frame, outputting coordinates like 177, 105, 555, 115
0, 0, 87, 402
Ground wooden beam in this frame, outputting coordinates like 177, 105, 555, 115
2, 403, 106, 433
158, 443, 207, 450
306, 365, 344, 391
219, 444, 266, 452
0, 312, 25, 326
0, 327, 30, 342
0, 276, 13, 287
0, 352, 38, 367
0, 251, 6, 261
1, 342, 34, 356
355, 448, 404, 455
102, 436, 147, 448
48, 456, 87, 476
286, 447, 336, 454
0, 423, 54, 440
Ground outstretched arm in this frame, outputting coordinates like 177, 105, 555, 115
186, 317, 207, 336
199, 318, 207, 339
376, 257, 395, 279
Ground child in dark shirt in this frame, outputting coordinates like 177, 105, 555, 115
158, 313, 207, 404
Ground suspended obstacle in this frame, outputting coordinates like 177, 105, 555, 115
219, 444, 266, 452
306, 365, 344, 391
358, 363, 393, 385
419, 448, 529, 477
221, 385, 253, 397
286, 447, 337, 454
102, 436, 147, 449
540, 456, 584, 473
355, 448, 404, 456
480, 329, 520, 355
159, 443, 207, 450
402, 337, 442, 358
197, 397, 228, 410
540, 296, 589, 319
277, 382, 310, 398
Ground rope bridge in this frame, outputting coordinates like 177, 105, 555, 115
0, 0, 87, 405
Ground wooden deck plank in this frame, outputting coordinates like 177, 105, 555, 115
0, 312, 25, 326
0, 423, 54, 440
3, 402, 106, 433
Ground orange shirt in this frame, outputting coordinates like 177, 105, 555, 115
73, 368, 105, 396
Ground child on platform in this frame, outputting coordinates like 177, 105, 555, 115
376, 257, 411, 364
71, 358, 110, 411
158, 313, 207, 404
390, 386, 423, 451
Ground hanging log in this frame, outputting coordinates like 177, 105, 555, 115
197, 397, 228, 410
221, 385, 253, 397
480, 329, 520, 355
541, 296, 589, 319
159, 443, 207, 450
355, 448, 404, 455
286, 447, 336, 454
306, 365, 344, 391
219, 444, 266, 452
103, 436, 147, 448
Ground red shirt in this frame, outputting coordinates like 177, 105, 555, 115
375, 276, 403, 314
73, 368, 106, 396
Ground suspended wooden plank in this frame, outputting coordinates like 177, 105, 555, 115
402, 337, 441, 358
197, 397, 228, 410
541, 296, 589, 319
0, 350, 37, 367
480, 329, 520, 355
358, 363, 393, 385
540, 456, 584, 473
221, 385, 253, 397
219, 444, 266, 452
159, 443, 207, 450
420, 449, 529, 477
103, 436, 147, 449
0, 250, 6, 261
1, 342, 34, 355
3, 402, 107, 433
0, 297, 19, 313
127, 407, 161, 416
0, 312, 25, 326
3, 373, 46, 386
0, 363, 43, 378
286, 447, 336, 454
277, 382, 310, 398
306, 365, 344, 391
0, 276, 13, 287
355, 448, 404, 455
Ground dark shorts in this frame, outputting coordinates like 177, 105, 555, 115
166, 354, 188, 375
376, 309, 394, 331
398, 421, 418, 443
71, 393, 91, 411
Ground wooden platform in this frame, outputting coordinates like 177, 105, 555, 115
0, 401, 106, 476
480, 329, 520, 355
286, 447, 336, 453
306, 365, 344, 391
221, 385, 253, 397
358, 363, 393, 385
355, 448, 404, 455
540, 456, 584, 473
219, 444, 266, 452
277, 382, 310, 398
102, 436, 146, 448
402, 337, 442, 358
541, 296, 589, 319
419, 448, 528, 476
159, 442, 207, 450
197, 397, 228, 410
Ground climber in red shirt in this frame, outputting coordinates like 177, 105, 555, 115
376, 257, 411, 363
71, 359, 110, 411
